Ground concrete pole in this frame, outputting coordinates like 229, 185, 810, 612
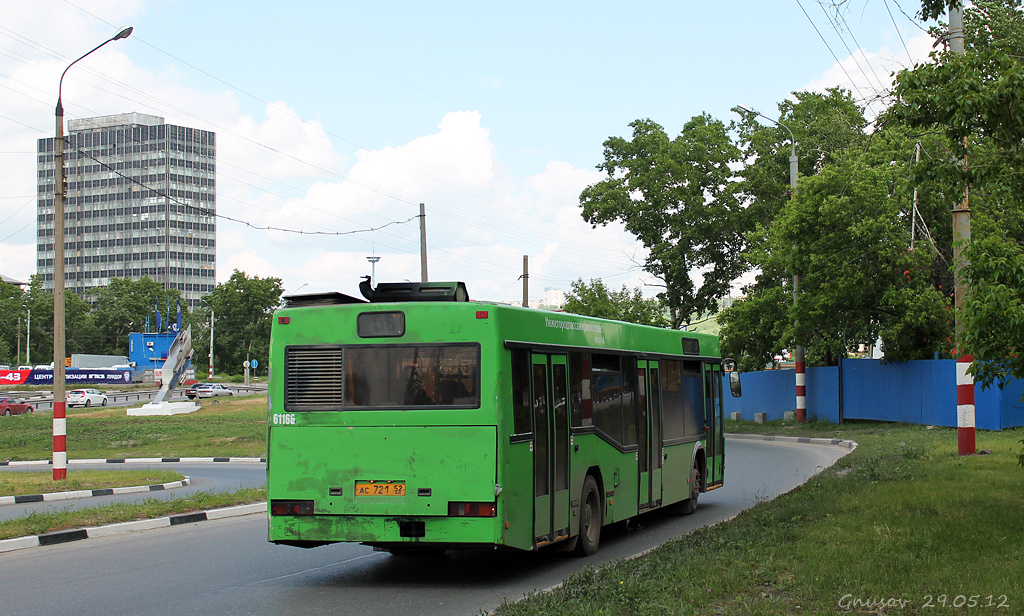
419, 203, 428, 283
949, 3, 975, 455
208, 309, 214, 380
53, 101, 68, 480
50, 25, 133, 481
789, 147, 806, 423
522, 255, 529, 308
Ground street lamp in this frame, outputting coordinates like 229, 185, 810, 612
734, 104, 805, 423
367, 256, 381, 287
52, 25, 133, 480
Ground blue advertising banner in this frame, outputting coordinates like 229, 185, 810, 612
9, 369, 136, 386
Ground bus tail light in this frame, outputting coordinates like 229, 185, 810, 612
448, 502, 496, 517
271, 500, 314, 516
278, 316, 290, 324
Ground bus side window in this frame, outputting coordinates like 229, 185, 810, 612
569, 352, 583, 428
511, 349, 532, 434
661, 360, 685, 440
681, 360, 703, 437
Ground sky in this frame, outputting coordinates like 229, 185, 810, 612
0, 0, 942, 305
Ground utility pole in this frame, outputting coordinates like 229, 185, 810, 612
949, 3, 975, 456
522, 255, 529, 308
419, 203, 429, 283
208, 310, 214, 380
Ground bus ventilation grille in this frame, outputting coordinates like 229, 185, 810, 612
284, 346, 344, 411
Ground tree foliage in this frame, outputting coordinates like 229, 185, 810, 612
563, 279, 670, 328
191, 270, 283, 376
0, 272, 278, 377
580, 115, 746, 329
891, 0, 1024, 387
90, 277, 185, 356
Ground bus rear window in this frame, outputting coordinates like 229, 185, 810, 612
285, 344, 479, 411
358, 312, 405, 337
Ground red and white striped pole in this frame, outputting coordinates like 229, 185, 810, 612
950, 0, 975, 457
795, 347, 806, 423
956, 354, 976, 456
53, 398, 67, 480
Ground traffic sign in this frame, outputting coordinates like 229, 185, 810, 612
251, 359, 258, 369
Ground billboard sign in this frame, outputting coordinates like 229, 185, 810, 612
0, 368, 134, 385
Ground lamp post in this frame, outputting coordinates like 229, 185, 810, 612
52, 26, 133, 480
367, 256, 381, 287
735, 104, 805, 423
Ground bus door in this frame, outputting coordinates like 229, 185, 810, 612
531, 353, 571, 546
703, 363, 725, 488
637, 360, 663, 510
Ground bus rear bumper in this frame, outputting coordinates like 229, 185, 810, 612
268, 514, 501, 548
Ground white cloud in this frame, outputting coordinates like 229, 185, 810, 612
802, 32, 935, 119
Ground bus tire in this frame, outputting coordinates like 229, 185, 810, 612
680, 464, 700, 515
575, 475, 602, 556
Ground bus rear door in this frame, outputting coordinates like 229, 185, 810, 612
531, 353, 571, 547
637, 360, 663, 510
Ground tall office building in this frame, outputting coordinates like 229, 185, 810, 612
36, 113, 216, 309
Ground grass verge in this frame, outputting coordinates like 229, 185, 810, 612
0, 397, 268, 540
0, 469, 185, 497
0, 487, 265, 540
0, 396, 267, 460
495, 422, 1024, 616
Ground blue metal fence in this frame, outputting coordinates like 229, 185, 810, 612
722, 358, 1024, 431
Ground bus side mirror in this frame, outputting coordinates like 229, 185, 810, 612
723, 358, 741, 398
729, 371, 742, 398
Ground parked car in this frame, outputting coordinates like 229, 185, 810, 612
184, 383, 201, 400
197, 383, 234, 398
0, 396, 32, 416
67, 388, 108, 408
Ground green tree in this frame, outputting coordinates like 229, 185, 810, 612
580, 114, 745, 328
891, 0, 1024, 390
91, 277, 185, 355
734, 88, 869, 233
18, 275, 96, 365
722, 122, 954, 367
0, 281, 27, 364
563, 279, 670, 328
199, 270, 283, 376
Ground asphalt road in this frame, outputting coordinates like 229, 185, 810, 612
0, 461, 266, 521
0, 437, 849, 616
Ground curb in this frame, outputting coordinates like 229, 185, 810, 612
0, 502, 267, 554
0, 476, 192, 505
0, 457, 266, 467
725, 432, 858, 451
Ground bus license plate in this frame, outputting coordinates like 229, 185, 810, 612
355, 481, 406, 496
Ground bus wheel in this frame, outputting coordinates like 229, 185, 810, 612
575, 475, 602, 556
680, 464, 701, 515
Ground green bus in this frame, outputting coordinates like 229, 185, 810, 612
267, 281, 731, 555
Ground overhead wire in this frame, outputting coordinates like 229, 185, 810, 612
5, 6, 665, 291
63, 0, 620, 250
883, 0, 915, 65
817, 1, 890, 96
795, 0, 874, 107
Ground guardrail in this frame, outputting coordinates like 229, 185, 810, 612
5, 383, 268, 413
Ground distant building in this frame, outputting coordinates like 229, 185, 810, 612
509, 286, 566, 310
1, 273, 27, 286
36, 113, 216, 309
